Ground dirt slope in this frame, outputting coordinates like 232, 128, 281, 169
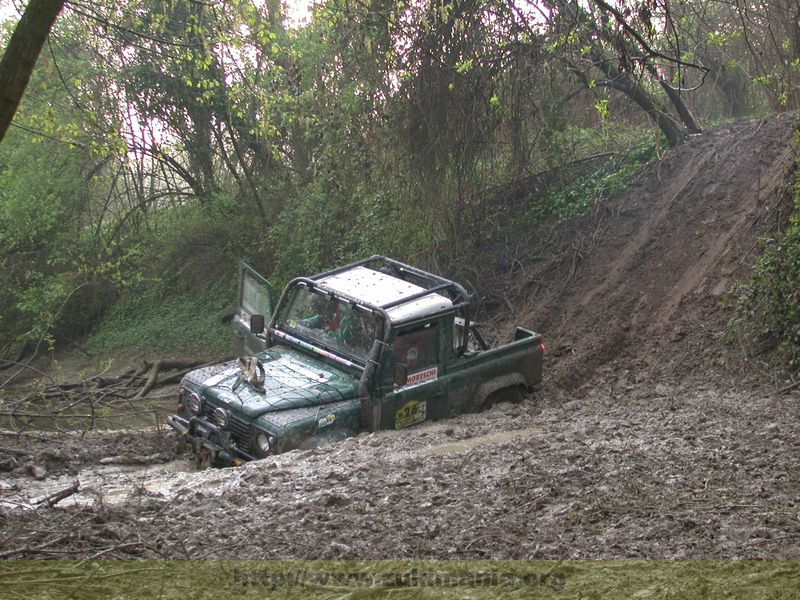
518, 112, 797, 388
2, 114, 799, 561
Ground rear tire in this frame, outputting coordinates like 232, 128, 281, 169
475, 385, 527, 412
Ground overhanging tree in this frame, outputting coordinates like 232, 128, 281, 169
0, 0, 66, 143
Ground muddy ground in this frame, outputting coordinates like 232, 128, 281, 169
1, 113, 799, 560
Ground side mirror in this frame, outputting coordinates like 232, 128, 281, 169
393, 363, 408, 388
250, 314, 265, 334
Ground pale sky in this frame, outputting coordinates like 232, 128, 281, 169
0, 0, 312, 28
0, 0, 19, 22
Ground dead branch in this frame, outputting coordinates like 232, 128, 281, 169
133, 359, 207, 400
157, 366, 204, 386
0, 356, 224, 434
0, 534, 72, 559
133, 361, 163, 401
0, 445, 34, 456
33, 480, 80, 507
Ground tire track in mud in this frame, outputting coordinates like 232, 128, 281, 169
2, 378, 800, 560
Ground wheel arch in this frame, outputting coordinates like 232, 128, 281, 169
470, 372, 528, 411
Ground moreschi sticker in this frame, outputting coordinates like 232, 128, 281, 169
318, 414, 336, 428
397, 366, 438, 391
396, 400, 427, 429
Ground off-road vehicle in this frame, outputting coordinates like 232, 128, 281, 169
168, 256, 543, 465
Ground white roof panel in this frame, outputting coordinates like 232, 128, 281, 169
318, 266, 452, 322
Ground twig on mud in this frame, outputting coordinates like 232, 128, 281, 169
778, 379, 800, 395
0, 534, 72, 559
559, 235, 586, 293
734, 533, 800, 549
88, 541, 144, 559
603, 503, 776, 514
197, 509, 316, 559
0, 445, 34, 456
33, 481, 81, 507
505, 493, 548, 515
465, 531, 518, 551
156, 512, 195, 558
0, 410, 158, 419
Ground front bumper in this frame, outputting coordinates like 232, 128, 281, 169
167, 414, 257, 465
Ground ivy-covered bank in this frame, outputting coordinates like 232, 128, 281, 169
737, 132, 800, 365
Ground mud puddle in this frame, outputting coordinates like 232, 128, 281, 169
1, 410, 543, 510
0, 460, 196, 509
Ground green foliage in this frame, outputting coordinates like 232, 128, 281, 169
266, 175, 436, 289
134, 199, 262, 293
524, 126, 662, 223
3, 0, 797, 364
0, 124, 104, 348
85, 278, 234, 357
736, 147, 800, 366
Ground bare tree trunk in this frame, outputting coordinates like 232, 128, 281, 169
646, 65, 702, 133
0, 0, 66, 143
594, 58, 686, 147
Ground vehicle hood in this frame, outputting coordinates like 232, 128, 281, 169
184, 347, 360, 418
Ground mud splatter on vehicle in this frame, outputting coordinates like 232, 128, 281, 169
168, 257, 543, 466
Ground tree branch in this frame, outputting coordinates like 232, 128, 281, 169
590, 0, 709, 75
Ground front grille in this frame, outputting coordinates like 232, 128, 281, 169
228, 414, 252, 441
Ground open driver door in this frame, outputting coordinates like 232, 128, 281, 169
233, 262, 274, 355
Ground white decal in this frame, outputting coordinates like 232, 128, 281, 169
397, 367, 438, 391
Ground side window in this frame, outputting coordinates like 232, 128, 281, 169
393, 324, 438, 373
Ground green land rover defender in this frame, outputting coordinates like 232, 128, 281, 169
168, 256, 544, 466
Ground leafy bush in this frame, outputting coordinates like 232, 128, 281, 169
0, 127, 105, 351
736, 193, 800, 366
525, 126, 662, 223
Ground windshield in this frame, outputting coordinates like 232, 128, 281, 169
279, 286, 380, 361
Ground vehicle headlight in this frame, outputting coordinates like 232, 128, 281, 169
255, 431, 271, 454
187, 391, 202, 415
213, 407, 230, 430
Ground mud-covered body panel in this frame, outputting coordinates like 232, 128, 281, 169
174, 347, 360, 462
196, 347, 359, 417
